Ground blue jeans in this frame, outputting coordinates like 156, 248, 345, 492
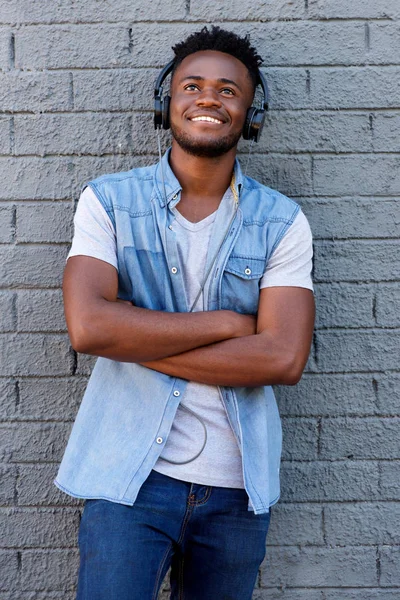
76, 469, 271, 599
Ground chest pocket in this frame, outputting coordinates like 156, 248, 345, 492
220, 255, 266, 315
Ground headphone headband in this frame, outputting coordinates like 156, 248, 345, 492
154, 58, 269, 142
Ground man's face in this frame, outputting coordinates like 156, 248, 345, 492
169, 50, 255, 158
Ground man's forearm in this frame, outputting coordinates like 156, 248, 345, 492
69, 299, 255, 362
142, 331, 305, 387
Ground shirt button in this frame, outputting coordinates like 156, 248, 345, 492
244, 268, 252, 275
156, 437, 163, 444
173, 390, 180, 397
171, 267, 178, 274
172, 194, 178, 200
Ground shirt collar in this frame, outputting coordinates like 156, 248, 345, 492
154, 147, 244, 208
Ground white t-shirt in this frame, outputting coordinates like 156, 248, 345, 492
68, 186, 313, 488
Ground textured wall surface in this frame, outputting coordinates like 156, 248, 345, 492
0, 0, 399, 598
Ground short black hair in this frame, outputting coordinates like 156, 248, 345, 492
171, 26, 263, 89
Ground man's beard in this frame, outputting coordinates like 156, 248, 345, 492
170, 122, 242, 158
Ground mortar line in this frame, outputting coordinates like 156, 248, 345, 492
364, 22, 371, 51
9, 31, 15, 69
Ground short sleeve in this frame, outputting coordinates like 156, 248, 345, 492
67, 186, 118, 271
260, 210, 313, 291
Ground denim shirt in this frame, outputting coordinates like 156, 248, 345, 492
54, 149, 300, 514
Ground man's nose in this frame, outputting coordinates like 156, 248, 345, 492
195, 88, 222, 106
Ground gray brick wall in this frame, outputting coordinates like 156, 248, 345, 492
0, 1, 399, 597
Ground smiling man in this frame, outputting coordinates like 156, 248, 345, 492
55, 26, 315, 600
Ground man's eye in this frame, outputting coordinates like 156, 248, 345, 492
221, 88, 235, 95
184, 84, 199, 91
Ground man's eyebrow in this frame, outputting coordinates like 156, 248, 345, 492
178, 75, 242, 91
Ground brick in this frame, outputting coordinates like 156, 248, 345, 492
0, 26, 10, 69
0, 71, 72, 112
301, 198, 400, 240
320, 417, 400, 460
17, 464, 82, 506
73, 68, 151, 112
316, 330, 399, 372
244, 154, 313, 197
313, 155, 400, 196
308, 0, 400, 19
0, 422, 72, 462
242, 111, 374, 155
380, 547, 400, 586
276, 374, 377, 417
0, 156, 119, 201
376, 374, 400, 415
371, 112, 400, 152
266, 504, 323, 546
0, 378, 17, 419
17, 377, 86, 421
15, 24, 132, 70
0, 205, 14, 242
17, 290, 66, 332
313, 241, 400, 283
325, 503, 400, 545
376, 284, 400, 327
190, 0, 305, 20
309, 67, 400, 110
249, 22, 367, 67
369, 23, 400, 65
281, 418, 318, 460
0, 551, 18, 591
0, 116, 10, 153
14, 114, 132, 156
0, 464, 16, 505
20, 549, 78, 591
0, 291, 16, 332
280, 460, 379, 502
314, 283, 374, 329
16, 203, 73, 243
0, 157, 75, 201
0, 334, 71, 376
0, 246, 68, 287
264, 68, 309, 111
1, 507, 80, 548
260, 546, 378, 587
0, 0, 186, 24
380, 461, 400, 500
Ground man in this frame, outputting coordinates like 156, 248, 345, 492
55, 26, 314, 600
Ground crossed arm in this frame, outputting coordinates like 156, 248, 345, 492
63, 255, 315, 387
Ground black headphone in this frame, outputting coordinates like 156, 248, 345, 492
154, 59, 269, 143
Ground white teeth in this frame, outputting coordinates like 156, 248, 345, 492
191, 116, 223, 124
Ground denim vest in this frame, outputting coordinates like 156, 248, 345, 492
54, 149, 300, 514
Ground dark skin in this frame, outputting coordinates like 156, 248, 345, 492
63, 50, 315, 387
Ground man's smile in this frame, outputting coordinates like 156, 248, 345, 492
188, 114, 226, 125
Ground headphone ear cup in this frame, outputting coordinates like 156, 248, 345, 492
248, 108, 266, 143
154, 95, 163, 129
162, 95, 171, 130
242, 107, 257, 140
